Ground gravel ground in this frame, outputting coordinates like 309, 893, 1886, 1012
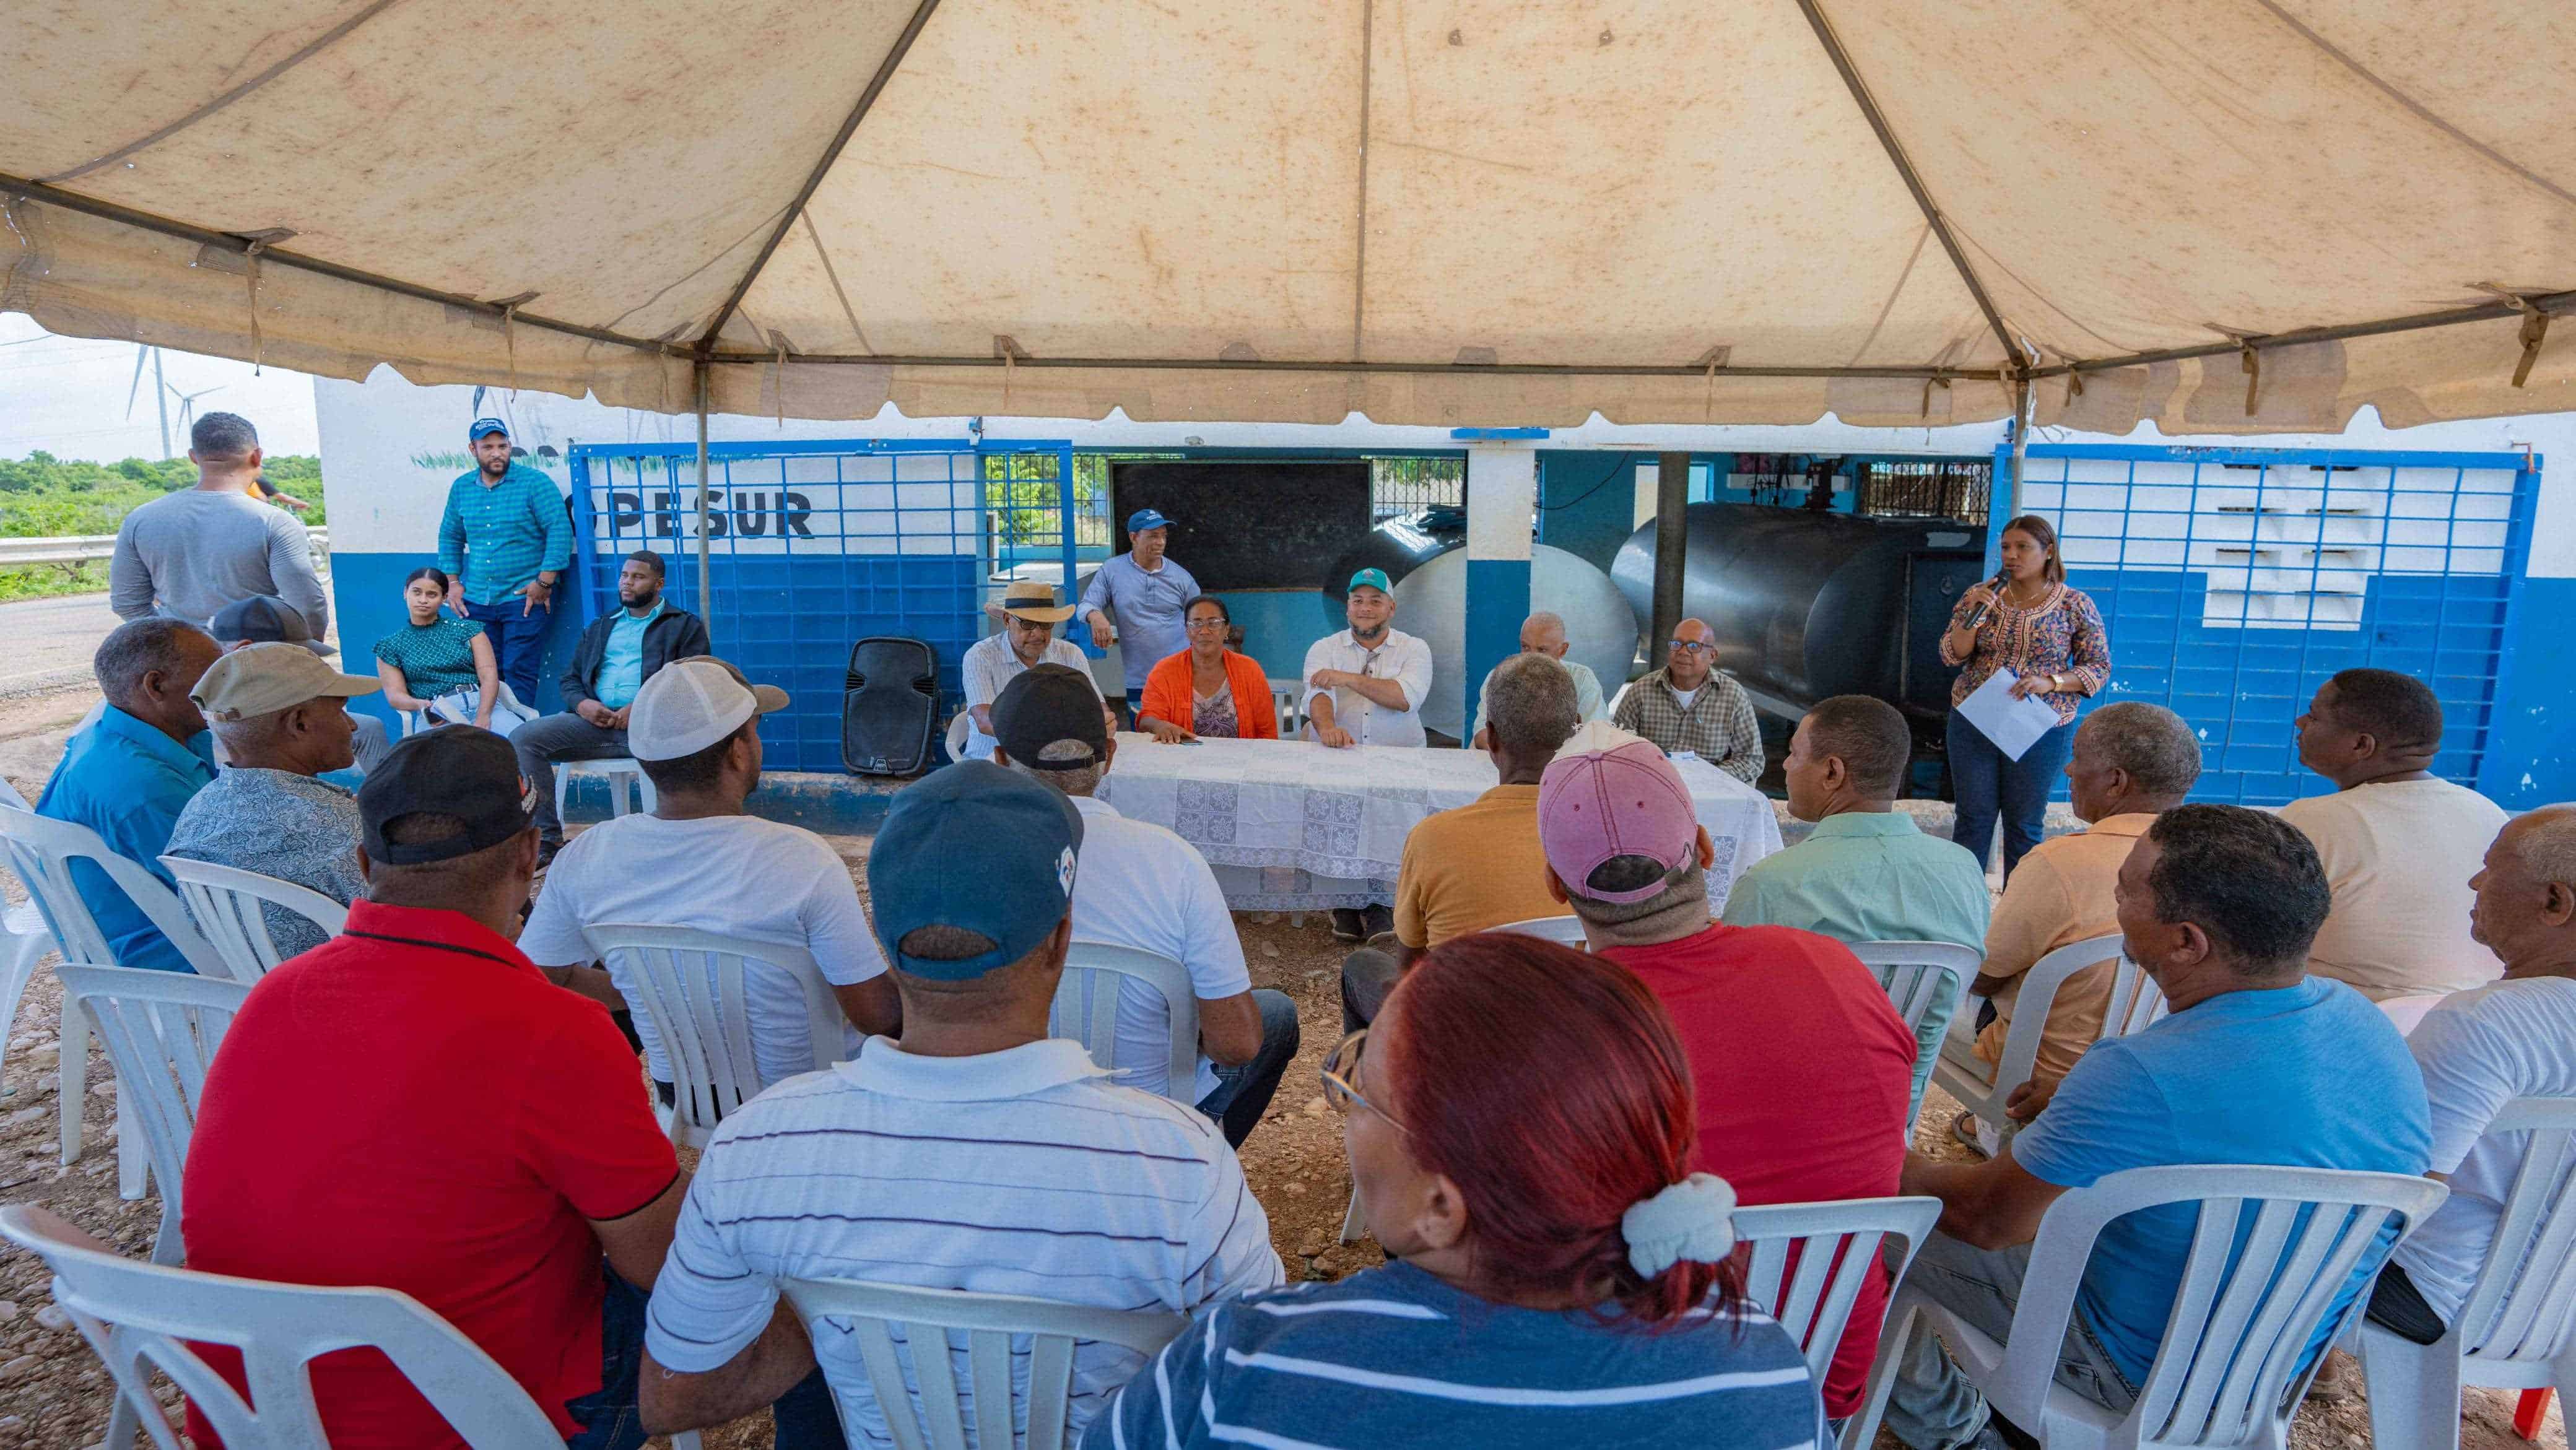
0, 705, 2561, 1448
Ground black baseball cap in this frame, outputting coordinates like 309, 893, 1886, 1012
209, 595, 312, 645
992, 664, 1107, 771
357, 727, 537, 865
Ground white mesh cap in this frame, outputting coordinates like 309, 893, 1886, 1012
627, 657, 789, 761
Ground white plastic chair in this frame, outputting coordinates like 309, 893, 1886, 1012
0, 804, 224, 1196
1052, 941, 1198, 1105
1931, 933, 2160, 1152
1492, 914, 1588, 947
0, 773, 58, 1098
557, 756, 656, 824
1735, 1195, 1942, 1404
583, 923, 850, 1150
1268, 680, 1303, 737
2357, 1096, 2576, 1450
160, 856, 348, 984
777, 1275, 1187, 1450
1849, 940, 1983, 1127
1850, 1164, 2450, 1450
0, 1201, 573, 1450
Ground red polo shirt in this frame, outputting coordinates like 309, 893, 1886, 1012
1598, 921, 1915, 1419
182, 900, 678, 1446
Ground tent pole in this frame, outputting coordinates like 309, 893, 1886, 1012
2002, 375, 2031, 526
694, 358, 713, 633
1650, 452, 1690, 672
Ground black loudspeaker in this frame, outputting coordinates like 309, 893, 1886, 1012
841, 637, 939, 776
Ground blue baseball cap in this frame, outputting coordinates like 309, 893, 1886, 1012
1126, 508, 1173, 534
468, 417, 510, 442
1347, 567, 1393, 596
867, 761, 1083, 981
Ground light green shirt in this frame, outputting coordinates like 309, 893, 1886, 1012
1470, 657, 1606, 740
1720, 811, 1991, 1106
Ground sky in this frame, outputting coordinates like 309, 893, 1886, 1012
0, 312, 322, 461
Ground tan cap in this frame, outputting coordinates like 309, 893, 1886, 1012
191, 641, 380, 721
999, 579, 1076, 623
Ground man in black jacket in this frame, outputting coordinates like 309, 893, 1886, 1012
512, 549, 710, 861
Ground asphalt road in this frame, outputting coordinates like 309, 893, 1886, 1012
0, 592, 121, 697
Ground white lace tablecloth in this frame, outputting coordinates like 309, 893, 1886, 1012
1096, 734, 1783, 912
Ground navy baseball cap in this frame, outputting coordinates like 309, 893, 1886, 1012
868, 761, 1084, 981
1126, 508, 1172, 533
468, 417, 509, 441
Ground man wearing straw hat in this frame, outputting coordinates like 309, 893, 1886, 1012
960, 579, 1100, 762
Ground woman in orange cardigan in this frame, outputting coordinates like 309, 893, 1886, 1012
1135, 595, 1280, 743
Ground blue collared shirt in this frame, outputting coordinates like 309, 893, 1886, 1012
34, 705, 219, 973
1077, 552, 1200, 689
1720, 810, 1992, 1106
596, 597, 665, 710
437, 462, 572, 606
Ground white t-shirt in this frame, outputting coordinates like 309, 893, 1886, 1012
644, 1038, 1282, 1448
1300, 627, 1435, 748
1063, 793, 1251, 1101
2390, 975, 2576, 1324
518, 812, 886, 1088
960, 632, 1097, 761
2278, 779, 2508, 1000
1671, 687, 1700, 710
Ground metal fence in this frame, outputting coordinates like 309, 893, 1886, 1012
568, 439, 1073, 772
1370, 456, 1464, 521
2004, 443, 2537, 805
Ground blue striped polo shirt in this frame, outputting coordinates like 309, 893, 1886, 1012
1083, 1259, 1825, 1450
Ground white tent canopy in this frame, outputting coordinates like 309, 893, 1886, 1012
7, 0, 2574, 431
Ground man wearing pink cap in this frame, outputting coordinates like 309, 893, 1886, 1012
1538, 721, 1915, 1425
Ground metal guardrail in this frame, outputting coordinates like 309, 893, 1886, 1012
0, 528, 329, 568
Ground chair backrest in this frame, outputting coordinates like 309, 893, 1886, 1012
2007, 1164, 2448, 1449
0, 773, 29, 810
160, 857, 347, 984
2100, 950, 2173, 1042
56, 964, 250, 1256
1849, 940, 1982, 1041
0, 805, 224, 976
584, 923, 847, 1146
1052, 941, 1198, 1102
1977, 932, 2136, 1098
778, 1275, 1186, 1450
1734, 1196, 1942, 1389
2452, 1096, 2576, 1369
0, 1202, 565, 1449
1491, 914, 1588, 947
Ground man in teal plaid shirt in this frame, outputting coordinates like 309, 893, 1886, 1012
437, 417, 572, 703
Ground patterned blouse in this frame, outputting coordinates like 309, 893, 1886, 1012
372, 616, 487, 698
1941, 581, 2110, 726
1191, 679, 1240, 739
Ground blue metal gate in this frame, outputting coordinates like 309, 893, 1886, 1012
568, 438, 1076, 773
1998, 443, 2539, 806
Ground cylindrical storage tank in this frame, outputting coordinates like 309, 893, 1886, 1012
1323, 514, 1638, 740
1611, 505, 1985, 722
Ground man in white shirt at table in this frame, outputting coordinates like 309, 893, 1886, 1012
989, 663, 1300, 1148
1302, 567, 1434, 750
960, 580, 1097, 761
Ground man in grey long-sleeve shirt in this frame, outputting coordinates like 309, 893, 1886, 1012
110, 412, 328, 640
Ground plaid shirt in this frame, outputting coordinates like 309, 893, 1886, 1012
1612, 668, 1764, 783
437, 462, 572, 606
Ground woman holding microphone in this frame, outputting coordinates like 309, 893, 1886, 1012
1941, 514, 2110, 879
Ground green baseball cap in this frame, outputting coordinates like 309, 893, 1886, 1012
1348, 567, 1393, 597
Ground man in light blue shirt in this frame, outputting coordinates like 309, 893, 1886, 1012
435, 418, 571, 704
1881, 805, 2432, 1450
1080, 509, 1199, 714
1468, 612, 1606, 748
1723, 695, 1988, 1108
596, 593, 662, 711
34, 619, 224, 973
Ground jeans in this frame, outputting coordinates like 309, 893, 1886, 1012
1948, 709, 2075, 882
465, 594, 554, 705
515, 712, 634, 840
1195, 989, 1302, 1148
1883, 1233, 2136, 1449
1341, 946, 1401, 1036
566, 1268, 846, 1450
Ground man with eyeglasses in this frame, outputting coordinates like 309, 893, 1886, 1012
1612, 617, 1764, 784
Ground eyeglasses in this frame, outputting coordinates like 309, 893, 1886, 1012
1185, 616, 1229, 631
1319, 1030, 1408, 1133
1666, 639, 1715, 655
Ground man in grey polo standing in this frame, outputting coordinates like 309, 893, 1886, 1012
1081, 508, 1199, 718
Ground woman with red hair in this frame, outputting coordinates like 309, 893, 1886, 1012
1084, 934, 1823, 1448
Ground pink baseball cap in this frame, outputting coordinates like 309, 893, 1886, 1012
1539, 722, 1700, 904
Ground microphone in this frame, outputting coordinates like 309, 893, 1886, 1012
1964, 570, 2009, 628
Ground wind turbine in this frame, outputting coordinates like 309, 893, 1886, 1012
166, 382, 224, 441
126, 344, 172, 458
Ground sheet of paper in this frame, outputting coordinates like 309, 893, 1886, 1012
1957, 668, 2063, 762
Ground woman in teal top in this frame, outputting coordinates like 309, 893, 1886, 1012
373, 567, 532, 734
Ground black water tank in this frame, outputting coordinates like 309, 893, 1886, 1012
1611, 505, 1986, 722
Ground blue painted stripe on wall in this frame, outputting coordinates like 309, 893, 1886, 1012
1464, 558, 1531, 734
